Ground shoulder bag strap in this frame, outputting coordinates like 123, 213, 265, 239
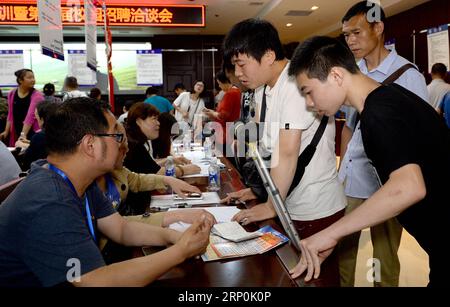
259, 85, 268, 123
287, 115, 329, 196
381, 63, 417, 85
353, 63, 417, 129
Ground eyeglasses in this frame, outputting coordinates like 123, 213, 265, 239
94, 133, 124, 143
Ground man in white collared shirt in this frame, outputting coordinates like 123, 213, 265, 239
339, 1, 429, 287
428, 63, 450, 110
223, 18, 346, 286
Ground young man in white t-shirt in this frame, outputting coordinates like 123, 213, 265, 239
222, 19, 346, 286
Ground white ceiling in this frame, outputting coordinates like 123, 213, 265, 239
0, 0, 431, 42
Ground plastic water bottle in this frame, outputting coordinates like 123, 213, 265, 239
165, 156, 176, 193
208, 157, 220, 191
183, 131, 191, 152
204, 137, 212, 160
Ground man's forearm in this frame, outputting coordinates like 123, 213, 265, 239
323, 164, 426, 241
75, 244, 185, 286
120, 220, 180, 247
269, 129, 302, 201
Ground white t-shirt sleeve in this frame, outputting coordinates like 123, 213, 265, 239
278, 77, 315, 131
173, 92, 186, 108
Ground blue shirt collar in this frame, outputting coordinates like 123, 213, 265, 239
359, 48, 398, 76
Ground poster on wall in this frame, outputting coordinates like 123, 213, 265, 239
427, 24, 450, 72
37, 0, 65, 61
0, 50, 24, 87
68, 50, 97, 86
84, 0, 97, 71
136, 49, 163, 86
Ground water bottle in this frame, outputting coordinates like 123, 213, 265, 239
183, 131, 191, 152
165, 156, 176, 193
204, 137, 212, 160
208, 157, 220, 192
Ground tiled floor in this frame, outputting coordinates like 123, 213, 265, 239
354, 228, 429, 287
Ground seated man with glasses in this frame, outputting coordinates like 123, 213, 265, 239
0, 97, 212, 287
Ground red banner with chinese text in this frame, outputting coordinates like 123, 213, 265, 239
0, 2, 205, 27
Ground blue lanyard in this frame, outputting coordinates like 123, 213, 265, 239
105, 173, 121, 209
48, 164, 97, 243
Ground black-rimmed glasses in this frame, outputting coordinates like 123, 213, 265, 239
95, 133, 124, 143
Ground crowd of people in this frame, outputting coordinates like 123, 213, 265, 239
0, 0, 449, 288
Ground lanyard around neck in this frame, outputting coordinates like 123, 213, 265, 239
105, 173, 121, 209
48, 164, 97, 243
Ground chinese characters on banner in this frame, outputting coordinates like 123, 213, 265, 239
136, 49, 163, 86
37, 0, 64, 61
84, 0, 97, 71
0, 50, 24, 86
67, 50, 97, 86
427, 24, 450, 73
0, 4, 204, 27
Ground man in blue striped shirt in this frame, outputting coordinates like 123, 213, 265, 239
338, 1, 429, 287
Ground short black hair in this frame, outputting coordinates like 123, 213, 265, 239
173, 83, 186, 91
123, 100, 135, 111
431, 63, 448, 79
43, 83, 55, 96
342, 1, 386, 24
288, 36, 360, 81
64, 76, 78, 89
222, 54, 235, 74
37, 101, 58, 125
126, 102, 160, 144
192, 80, 208, 98
145, 86, 159, 96
89, 87, 102, 99
45, 97, 110, 155
223, 18, 285, 63
151, 112, 178, 159
216, 71, 230, 84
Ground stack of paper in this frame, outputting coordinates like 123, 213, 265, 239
211, 221, 263, 242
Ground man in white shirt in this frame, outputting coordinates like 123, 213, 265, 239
62, 76, 87, 102
428, 63, 450, 110
223, 19, 346, 286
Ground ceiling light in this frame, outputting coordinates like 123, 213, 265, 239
311, 6, 319, 11
286, 23, 293, 27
